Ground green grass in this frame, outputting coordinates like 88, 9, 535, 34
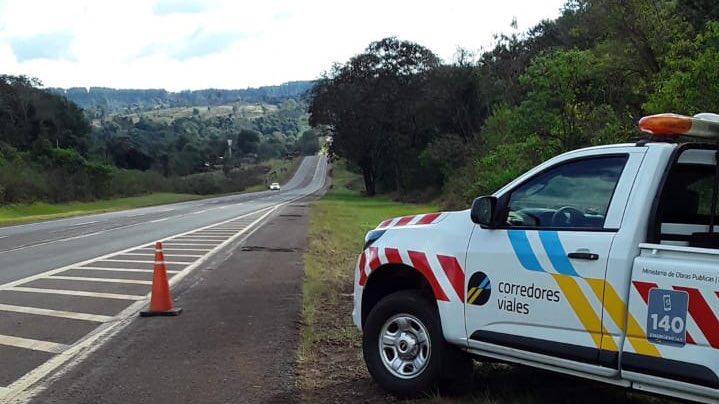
0, 193, 205, 227
298, 163, 436, 399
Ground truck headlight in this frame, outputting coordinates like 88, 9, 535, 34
363, 230, 386, 250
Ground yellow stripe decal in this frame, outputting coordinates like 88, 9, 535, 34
552, 274, 613, 351
586, 279, 660, 358
468, 288, 482, 304
466, 287, 477, 302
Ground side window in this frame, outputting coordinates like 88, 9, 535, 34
506, 156, 628, 229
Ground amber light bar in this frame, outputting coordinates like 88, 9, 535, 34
639, 113, 719, 139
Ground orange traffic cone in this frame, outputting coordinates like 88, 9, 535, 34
140, 241, 182, 317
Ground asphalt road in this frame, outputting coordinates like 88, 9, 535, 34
32, 200, 316, 403
0, 155, 327, 402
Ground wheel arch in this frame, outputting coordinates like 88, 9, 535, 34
361, 263, 436, 327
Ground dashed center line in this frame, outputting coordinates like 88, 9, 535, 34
70, 221, 99, 227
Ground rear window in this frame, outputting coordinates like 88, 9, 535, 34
659, 164, 717, 225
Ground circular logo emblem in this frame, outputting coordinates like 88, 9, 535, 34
467, 272, 491, 306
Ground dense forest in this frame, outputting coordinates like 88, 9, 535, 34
310, 0, 719, 207
49, 81, 313, 113
0, 75, 318, 204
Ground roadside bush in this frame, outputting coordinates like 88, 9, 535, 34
0, 163, 48, 203
109, 169, 170, 197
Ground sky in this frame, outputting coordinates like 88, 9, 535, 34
0, 0, 567, 91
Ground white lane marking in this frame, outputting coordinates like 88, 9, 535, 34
165, 254, 204, 258
150, 217, 169, 223
120, 252, 204, 258
0, 334, 69, 354
191, 209, 208, 215
70, 221, 99, 227
117, 253, 154, 256
98, 259, 193, 265
0, 236, 8, 240
0, 156, 326, 402
48, 276, 152, 285
193, 229, 239, 232
0, 231, 106, 255
0, 304, 113, 322
159, 243, 218, 247
169, 238, 226, 242
125, 213, 146, 218
175, 235, 228, 239
134, 247, 211, 252
193, 229, 236, 235
71, 266, 180, 274
10, 287, 145, 300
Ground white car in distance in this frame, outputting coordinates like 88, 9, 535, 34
269, 182, 281, 191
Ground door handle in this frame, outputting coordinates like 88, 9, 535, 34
567, 251, 599, 261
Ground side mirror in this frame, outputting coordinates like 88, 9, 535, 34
471, 196, 498, 227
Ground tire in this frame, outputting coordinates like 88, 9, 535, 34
362, 290, 472, 397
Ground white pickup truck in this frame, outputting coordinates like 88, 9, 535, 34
353, 113, 719, 402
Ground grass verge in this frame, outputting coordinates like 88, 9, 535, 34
298, 163, 436, 402
0, 193, 206, 227
298, 164, 669, 403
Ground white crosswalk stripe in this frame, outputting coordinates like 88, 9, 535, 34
71, 266, 180, 274
10, 287, 146, 300
0, 304, 113, 322
49, 276, 152, 285
0, 334, 69, 353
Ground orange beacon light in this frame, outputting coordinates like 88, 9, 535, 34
639, 113, 719, 139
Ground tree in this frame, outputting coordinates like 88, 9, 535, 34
309, 37, 440, 195
645, 22, 719, 114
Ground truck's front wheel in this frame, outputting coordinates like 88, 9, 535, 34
363, 290, 469, 397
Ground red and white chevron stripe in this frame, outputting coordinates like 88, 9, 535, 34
356, 247, 465, 303
376, 213, 444, 229
633, 281, 719, 348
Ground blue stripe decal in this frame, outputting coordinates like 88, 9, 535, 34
538, 231, 580, 277
507, 230, 544, 272
478, 277, 490, 290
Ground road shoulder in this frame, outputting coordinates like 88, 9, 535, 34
29, 201, 314, 404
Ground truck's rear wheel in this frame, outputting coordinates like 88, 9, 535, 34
363, 290, 470, 397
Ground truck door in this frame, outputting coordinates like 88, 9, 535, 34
621, 146, 719, 400
465, 148, 644, 372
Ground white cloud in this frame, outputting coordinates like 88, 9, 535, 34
0, 0, 566, 90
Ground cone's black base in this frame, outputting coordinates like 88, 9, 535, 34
139, 307, 182, 317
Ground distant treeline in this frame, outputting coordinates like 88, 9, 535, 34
310, 0, 719, 207
49, 81, 314, 113
0, 75, 317, 204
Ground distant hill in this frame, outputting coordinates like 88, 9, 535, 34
48, 80, 314, 112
